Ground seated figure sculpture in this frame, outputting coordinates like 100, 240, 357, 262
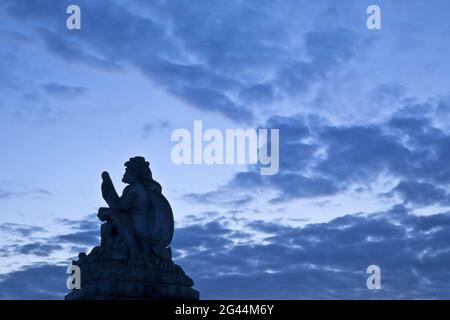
98, 156, 174, 267
65, 156, 198, 300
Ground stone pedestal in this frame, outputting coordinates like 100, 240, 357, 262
65, 246, 199, 300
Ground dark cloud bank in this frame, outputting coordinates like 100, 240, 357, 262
186, 97, 450, 209
1, 206, 450, 299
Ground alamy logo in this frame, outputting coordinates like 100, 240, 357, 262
66, 264, 81, 290
366, 265, 381, 290
171, 121, 279, 175
66, 5, 81, 30
366, 5, 381, 30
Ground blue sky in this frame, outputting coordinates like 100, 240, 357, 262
1, 0, 450, 299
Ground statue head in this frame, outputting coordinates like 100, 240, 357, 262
122, 166, 139, 184
122, 156, 162, 193
122, 156, 153, 184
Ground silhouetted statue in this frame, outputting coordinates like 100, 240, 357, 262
65, 157, 199, 300
98, 157, 174, 266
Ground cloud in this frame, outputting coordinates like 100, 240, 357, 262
169, 86, 253, 122
0, 214, 99, 260
184, 190, 254, 209
43, 82, 86, 98
0, 189, 16, 199
0, 187, 52, 200
1, 0, 366, 121
56, 213, 99, 231
172, 206, 450, 299
142, 120, 169, 138
390, 181, 450, 207
183, 96, 450, 207
56, 230, 100, 246
0, 242, 63, 257
53, 214, 101, 246
1, 205, 450, 299
0, 29, 33, 44
0, 264, 67, 299
268, 174, 339, 203
276, 28, 358, 94
0, 223, 44, 237
18, 243, 63, 256
39, 28, 122, 71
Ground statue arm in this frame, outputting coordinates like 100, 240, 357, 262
116, 186, 138, 212
101, 171, 119, 208
98, 173, 139, 223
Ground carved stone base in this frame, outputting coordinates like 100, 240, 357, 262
65, 247, 199, 300
65, 280, 199, 300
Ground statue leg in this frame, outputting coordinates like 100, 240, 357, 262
141, 239, 158, 267
111, 213, 138, 258
100, 221, 115, 252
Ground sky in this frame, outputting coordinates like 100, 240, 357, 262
1, 0, 450, 299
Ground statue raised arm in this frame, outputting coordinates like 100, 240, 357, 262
101, 171, 119, 208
